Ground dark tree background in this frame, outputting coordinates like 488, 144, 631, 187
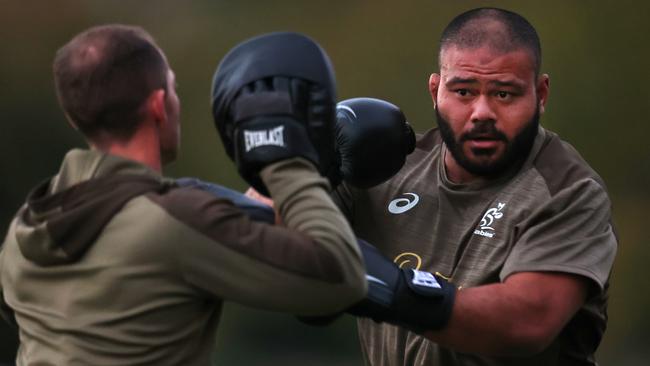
1, 1, 648, 364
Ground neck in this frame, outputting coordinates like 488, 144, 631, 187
90, 120, 163, 173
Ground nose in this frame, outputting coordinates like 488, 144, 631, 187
470, 95, 496, 123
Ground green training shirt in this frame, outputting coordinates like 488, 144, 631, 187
334, 127, 617, 366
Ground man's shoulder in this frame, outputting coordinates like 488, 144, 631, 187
138, 183, 255, 245
531, 128, 608, 196
414, 128, 442, 152
401, 127, 442, 174
103, 184, 245, 258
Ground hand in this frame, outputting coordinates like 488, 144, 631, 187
245, 187, 282, 225
211, 32, 339, 196
244, 187, 275, 207
297, 239, 456, 333
347, 239, 456, 333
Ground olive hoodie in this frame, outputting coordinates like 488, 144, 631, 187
0, 149, 365, 365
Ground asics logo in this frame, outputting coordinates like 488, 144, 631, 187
388, 193, 419, 214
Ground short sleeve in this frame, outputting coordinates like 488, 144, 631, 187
500, 178, 617, 291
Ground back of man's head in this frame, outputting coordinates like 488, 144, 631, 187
439, 8, 542, 75
53, 24, 168, 141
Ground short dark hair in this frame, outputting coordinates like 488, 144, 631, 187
439, 8, 542, 75
53, 24, 168, 140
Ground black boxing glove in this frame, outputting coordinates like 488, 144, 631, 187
347, 239, 455, 333
211, 32, 339, 196
228, 76, 334, 195
298, 238, 456, 332
335, 98, 415, 188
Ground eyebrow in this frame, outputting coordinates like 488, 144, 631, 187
445, 77, 525, 91
445, 77, 478, 86
488, 79, 525, 90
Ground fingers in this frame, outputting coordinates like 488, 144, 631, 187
245, 187, 275, 207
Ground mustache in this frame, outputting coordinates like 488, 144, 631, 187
459, 123, 508, 142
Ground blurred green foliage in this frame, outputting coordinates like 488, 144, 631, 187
1, 0, 648, 364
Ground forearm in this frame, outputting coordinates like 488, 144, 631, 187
261, 158, 367, 301
423, 272, 588, 357
424, 283, 542, 356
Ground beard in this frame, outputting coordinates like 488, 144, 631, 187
436, 105, 540, 178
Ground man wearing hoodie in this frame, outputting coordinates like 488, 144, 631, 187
0, 25, 366, 365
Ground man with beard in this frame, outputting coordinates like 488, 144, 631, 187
332, 7, 617, 365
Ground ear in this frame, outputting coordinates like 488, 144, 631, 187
428, 73, 441, 109
536, 74, 550, 115
147, 89, 167, 126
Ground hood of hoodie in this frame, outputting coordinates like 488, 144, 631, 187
14, 149, 172, 266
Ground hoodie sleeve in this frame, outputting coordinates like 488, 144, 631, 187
147, 158, 367, 315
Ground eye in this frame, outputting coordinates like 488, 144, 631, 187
496, 91, 511, 99
456, 89, 469, 97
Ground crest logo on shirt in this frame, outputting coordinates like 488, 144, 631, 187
394, 252, 422, 270
388, 193, 420, 214
474, 202, 506, 238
